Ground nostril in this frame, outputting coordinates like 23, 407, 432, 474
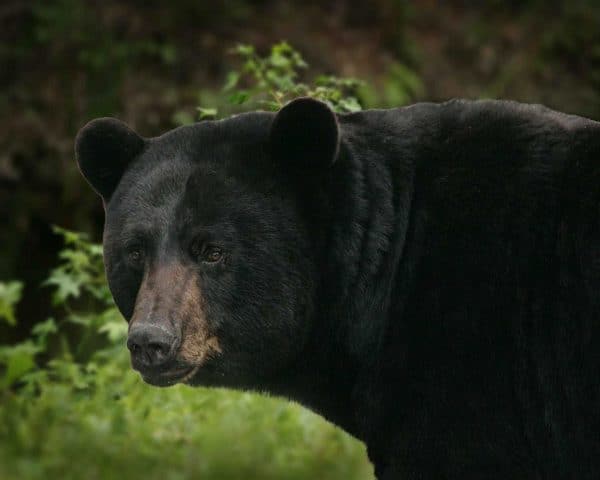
148, 342, 168, 357
127, 338, 141, 353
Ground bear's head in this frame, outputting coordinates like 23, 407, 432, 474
75, 98, 340, 388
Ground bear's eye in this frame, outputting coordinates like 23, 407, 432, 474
204, 246, 224, 263
125, 244, 145, 267
190, 240, 224, 264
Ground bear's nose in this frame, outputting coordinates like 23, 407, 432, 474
127, 324, 177, 369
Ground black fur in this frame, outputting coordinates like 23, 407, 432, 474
76, 98, 600, 479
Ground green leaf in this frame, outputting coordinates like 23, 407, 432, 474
228, 90, 250, 105
88, 244, 104, 257
98, 319, 128, 343
222, 71, 240, 92
52, 225, 87, 246
32, 318, 58, 338
31, 318, 57, 351
258, 100, 282, 111
337, 97, 363, 113
65, 312, 96, 327
196, 107, 218, 120
0, 341, 40, 387
58, 249, 91, 270
44, 267, 82, 304
232, 44, 255, 57
0, 281, 23, 326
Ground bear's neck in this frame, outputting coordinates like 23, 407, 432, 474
267, 119, 416, 441
265, 351, 361, 436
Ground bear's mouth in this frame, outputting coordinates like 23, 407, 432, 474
141, 364, 201, 387
179, 364, 201, 383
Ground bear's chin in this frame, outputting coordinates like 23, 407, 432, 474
141, 374, 181, 388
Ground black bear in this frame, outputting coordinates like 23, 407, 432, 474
76, 98, 600, 479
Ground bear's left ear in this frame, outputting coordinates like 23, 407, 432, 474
270, 97, 340, 170
75, 117, 146, 200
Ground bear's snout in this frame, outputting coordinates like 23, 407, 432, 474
127, 323, 179, 372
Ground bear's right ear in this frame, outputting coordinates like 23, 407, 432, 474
75, 118, 146, 200
270, 97, 340, 171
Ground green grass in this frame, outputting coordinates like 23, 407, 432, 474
0, 350, 373, 480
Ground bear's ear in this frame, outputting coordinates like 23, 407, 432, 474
270, 97, 340, 170
75, 118, 146, 200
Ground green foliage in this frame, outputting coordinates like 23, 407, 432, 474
173, 42, 367, 125
0, 281, 45, 389
172, 41, 426, 127
0, 228, 373, 479
224, 42, 364, 113
0, 226, 121, 392
44, 226, 111, 304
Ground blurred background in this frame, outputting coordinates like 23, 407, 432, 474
1, 1, 599, 479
